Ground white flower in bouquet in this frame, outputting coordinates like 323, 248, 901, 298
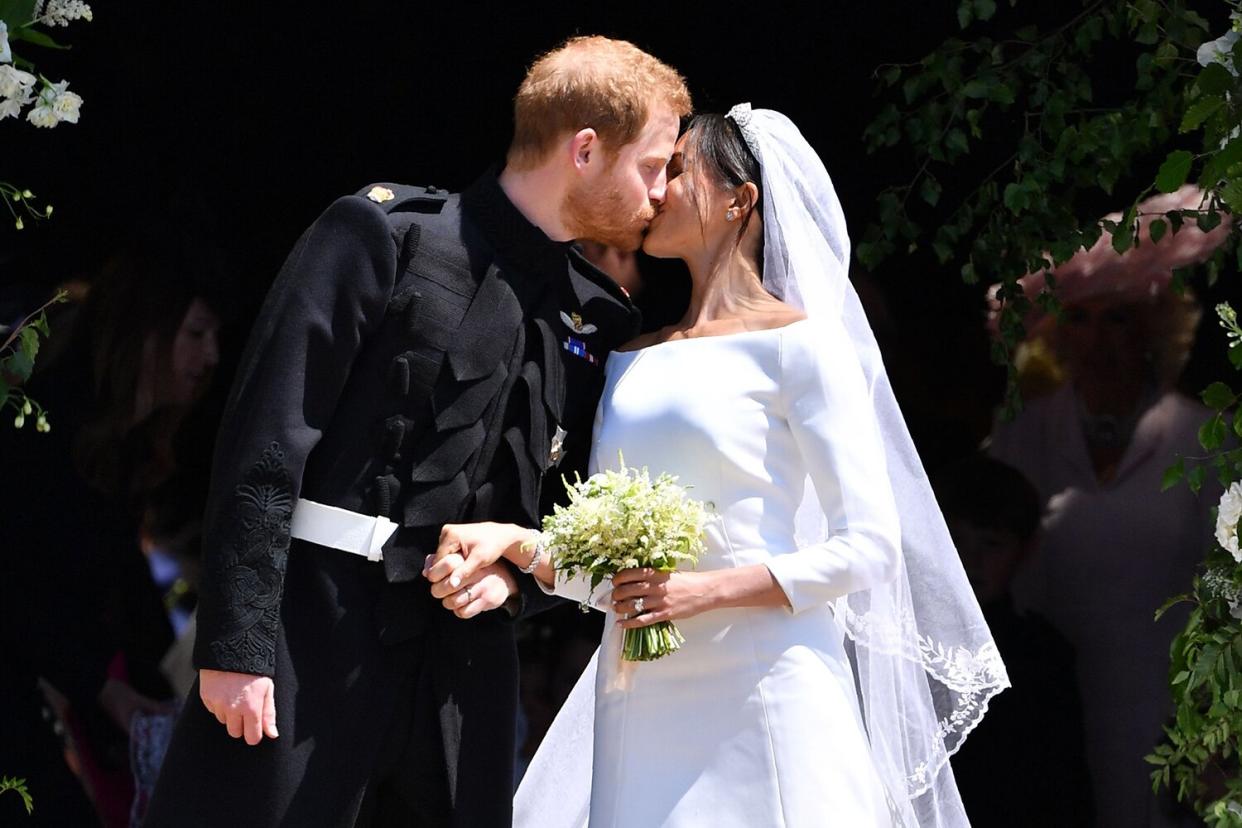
26, 79, 81, 127
0, 91, 30, 120
0, 65, 36, 99
542, 456, 709, 661
0, 21, 12, 64
26, 99, 57, 127
0, 66, 35, 121
1215, 482, 1242, 563
38, 0, 93, 26
51, 83, 82, 123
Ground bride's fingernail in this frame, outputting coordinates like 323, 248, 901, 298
449, 575, 461, 588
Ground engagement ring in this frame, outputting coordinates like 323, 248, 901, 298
634, 597, 645, 615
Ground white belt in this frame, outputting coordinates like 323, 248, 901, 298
289, 498, 397, 562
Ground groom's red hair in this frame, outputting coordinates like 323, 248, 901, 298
506, 36, 692, 171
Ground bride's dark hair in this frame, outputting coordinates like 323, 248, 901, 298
681, 113, 764, 270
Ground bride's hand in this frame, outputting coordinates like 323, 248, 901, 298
423, 522, 530, 589
610, 568, 718, 629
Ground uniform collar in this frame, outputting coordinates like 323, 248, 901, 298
461, 166, 573, 276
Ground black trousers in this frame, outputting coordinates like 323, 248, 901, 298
354, 637, 452, 827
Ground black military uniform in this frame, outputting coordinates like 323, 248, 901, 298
145, 170, 640, 827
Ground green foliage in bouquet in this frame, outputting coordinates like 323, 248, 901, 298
542, 456, 709, 661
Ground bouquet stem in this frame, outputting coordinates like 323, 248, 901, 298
622, 620, 686, 661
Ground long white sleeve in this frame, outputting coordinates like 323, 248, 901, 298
764, 322, 902, 614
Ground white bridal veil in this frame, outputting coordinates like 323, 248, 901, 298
514, 105, 1010, 828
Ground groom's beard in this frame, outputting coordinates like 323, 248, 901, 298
563, 176, 654, 252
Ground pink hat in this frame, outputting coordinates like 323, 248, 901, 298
988, 185, 1231, 333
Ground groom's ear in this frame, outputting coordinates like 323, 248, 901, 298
570, 128, 600, 173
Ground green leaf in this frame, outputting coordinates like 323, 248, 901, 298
973, 0, 996, 21
1162, 457, 1186, 491
10, 25, 68, 49
0, 0, 38, 26
945, 128, 969, 155
1204, 137, 1242, 185
1003, 182, 1029, 213
3, 350, 33, 383
1155, 150, 1194, 193
1180, 96, 1224, 133
1149, 218, 1167, 244
1230, 343, 1242, 371
1200, 415, 1228, 450
1197, 210, 1223, 232
1112, 210, 1136, 254
957, 1, 973, 29
1202, 382, 1235, 410
1197, 62, 1235, 97
919, 175, 942, 207
1188, 465, 1207, 494
1221, 180, 1242, 215
962, 79, 990, 99
18, 326, 39, 362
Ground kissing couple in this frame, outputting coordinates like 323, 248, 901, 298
146, 34, 1007, 828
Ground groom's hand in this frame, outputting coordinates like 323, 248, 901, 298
199, 669, 278, 745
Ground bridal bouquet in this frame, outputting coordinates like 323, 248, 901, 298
541, 457, 708, 661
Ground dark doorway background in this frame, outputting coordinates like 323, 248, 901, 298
3, 0, 1236, 461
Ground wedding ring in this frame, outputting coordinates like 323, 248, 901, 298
463, 585, 473, 605
634, 597, 645, 615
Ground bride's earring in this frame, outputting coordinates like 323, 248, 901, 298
725, 209, 738, 222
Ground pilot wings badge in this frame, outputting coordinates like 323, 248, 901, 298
559, 311, 598, 336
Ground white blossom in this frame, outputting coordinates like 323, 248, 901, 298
40, 0, 92, 26
0, 65, 36, 99
25, 79, 81, 127
0, 20, 11, 64
26, 101, 56, 127
0, 89, 32, 121
1215, 482, 1242, 562
51, 86, 81, 123
1197, 12, 1242, 76
1202, 566, 1242, 618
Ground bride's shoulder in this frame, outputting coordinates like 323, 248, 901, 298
761, 306, 809, 332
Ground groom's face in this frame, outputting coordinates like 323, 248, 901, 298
564, 105, 680, 252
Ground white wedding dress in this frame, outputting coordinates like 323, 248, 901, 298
533, 318, 902, 827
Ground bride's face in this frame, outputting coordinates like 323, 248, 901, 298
641, 134, 733, 261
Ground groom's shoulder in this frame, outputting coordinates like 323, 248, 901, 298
330, 182, 465, 257
350, 182, 455, 224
